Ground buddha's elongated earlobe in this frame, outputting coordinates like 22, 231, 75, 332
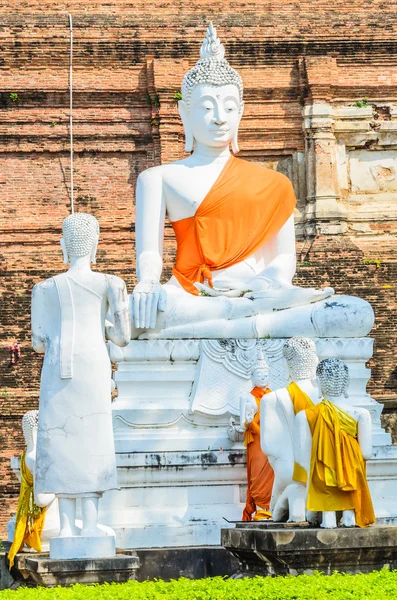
60, 237, 69, 265
232, 101, 244, 154
91, 236, 99, 265
178, 100, 194, 153
231, 131, 239, 154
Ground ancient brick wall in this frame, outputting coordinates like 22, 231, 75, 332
1, 2, 396, 535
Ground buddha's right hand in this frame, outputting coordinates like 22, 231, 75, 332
132, 280, 167, 329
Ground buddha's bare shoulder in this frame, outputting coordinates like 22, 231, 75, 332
137, 159, 192, 184
33, 277, 56, 293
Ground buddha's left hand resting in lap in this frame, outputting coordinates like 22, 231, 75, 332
131, 23, 373, 340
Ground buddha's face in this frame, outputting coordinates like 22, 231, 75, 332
252, 367, 270, 389
183, 83, 242, 149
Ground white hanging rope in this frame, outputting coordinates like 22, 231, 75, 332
67, 13, 74, 214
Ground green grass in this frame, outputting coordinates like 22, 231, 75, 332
2, 570, 397, 599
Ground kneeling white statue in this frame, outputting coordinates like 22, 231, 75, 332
260, 337, 321, 522
31, 213, 130, 548
239, 352, 274, 521
295, 358, 375, 528
7, 410, 53, 567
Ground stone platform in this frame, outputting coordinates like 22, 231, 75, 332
12, 551, 140, 587
222, 523, 397, 576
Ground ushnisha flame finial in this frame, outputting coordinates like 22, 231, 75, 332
181, 22, 243, 110
199, 22, 225, 61
253, 347, 270, 373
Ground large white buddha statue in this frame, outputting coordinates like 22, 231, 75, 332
131, 22, 374, 340
31, 213, 130, 547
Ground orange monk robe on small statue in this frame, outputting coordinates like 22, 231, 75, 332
305, 399, 375, 528
242, 386, 274, 521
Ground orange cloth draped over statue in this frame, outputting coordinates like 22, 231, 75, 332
171, 156, 296, 295
305, 399, 375, 528
242, 387, 274, 521
286, 381, 314, 485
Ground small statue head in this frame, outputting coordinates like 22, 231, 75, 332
317, 358, 350, 399
22, 410, 39, 447
251, 349, 270, 389
60, 213, 100, 266
179, 22, 244, 153
283, 337, 318, 381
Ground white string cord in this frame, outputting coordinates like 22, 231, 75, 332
67, 13, 74, 214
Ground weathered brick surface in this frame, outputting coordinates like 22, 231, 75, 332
1, 3, 396, 536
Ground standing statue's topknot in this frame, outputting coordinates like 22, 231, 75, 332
181, 22, 243, 111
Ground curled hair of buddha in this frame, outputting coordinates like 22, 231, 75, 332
181, 22, 243, 111
62, 213, 99, 258
283, 337, 318, 380
317, 358, 350, 398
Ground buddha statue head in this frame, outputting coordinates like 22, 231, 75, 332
60, 212, 100, 265
251, 349, 270, 389
22, 409, 39, 448
283, 337, 318, 381
179, 22, 244, 153
317, 358, 350, 399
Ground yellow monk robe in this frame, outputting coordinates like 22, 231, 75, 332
286, 381, 314, 484
8, 451, 46, 568
305, 399, 375, 528
171, 156, 296, 295
242, 387, 274, 521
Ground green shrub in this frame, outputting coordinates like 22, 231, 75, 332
1, 570, 397, 599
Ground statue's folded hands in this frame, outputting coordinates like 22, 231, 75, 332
195, 277, 334, 310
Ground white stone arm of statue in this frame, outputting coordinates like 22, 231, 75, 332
31, 281, 50, 353
105, 276, 131, 347
240, 392, 257, 429
294, 410, 312, 475
356, 408, 373, 461
133, 168, 167, 329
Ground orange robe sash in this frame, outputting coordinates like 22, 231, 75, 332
242, 386, 274, 521
286, 381, 314, 484
305, 399, 375, 528
171, 156, 296, 295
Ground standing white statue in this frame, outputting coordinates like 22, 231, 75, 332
31, 213, 130, 548
7, 410, 54, 568
295, 358, 375, 529
131, 22, 374, 341
239, 352, 274, 521
260, 337, 321, 522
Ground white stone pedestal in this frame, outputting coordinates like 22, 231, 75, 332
50, 535, 115, 560
103, 337, 396, 550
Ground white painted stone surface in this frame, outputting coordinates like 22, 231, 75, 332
50, 535, 115, 560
